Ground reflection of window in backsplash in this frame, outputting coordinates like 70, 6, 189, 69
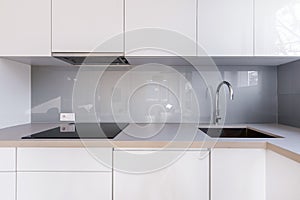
237, 71, 259, 87
248, 71, 259, 86
224, 70, 259, 88
31, 65, 278, 124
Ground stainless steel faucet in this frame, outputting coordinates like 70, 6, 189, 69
215, 81, 234, 124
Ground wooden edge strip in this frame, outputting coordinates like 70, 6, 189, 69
0, 140, 299, 163
266, 142, 300, 163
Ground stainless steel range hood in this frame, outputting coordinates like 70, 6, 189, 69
52, 52, 130, 66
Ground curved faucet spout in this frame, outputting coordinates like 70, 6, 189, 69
216, 81, 234, 100
215, 81, 234, 124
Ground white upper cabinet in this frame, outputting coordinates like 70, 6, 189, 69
0, 0, 51, 56
52, 0, 124, 53
125, 0, 197, 56
198, 0, 253, 56
255, 0, 300, 56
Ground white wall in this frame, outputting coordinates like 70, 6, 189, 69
0, 58, 31, 128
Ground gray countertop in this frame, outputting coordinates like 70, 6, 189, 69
116, 123, 300, 154
0, 123, 299, 161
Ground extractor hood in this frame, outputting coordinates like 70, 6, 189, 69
52, 52, 130, 66
39, 53, 300, 67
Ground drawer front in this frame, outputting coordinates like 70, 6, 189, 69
0, 173, 16, 200
114, 149, 209, 173
17, 172, 111, 200
114, 150, 209, 200
0, 148, 16, 171
17, 148, 112, 172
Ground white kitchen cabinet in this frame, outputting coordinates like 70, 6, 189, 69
0, 0, 51, 56
266, 150, 300, 200
52, 0, 123, 52
211, 148, 265, 200
125, 0, 197, 56
0, 148, 16, 171
114, 149, 209, 200
17, 148, 112, 172
0, 148, 16, 200
255, 0, 300, 55
0, 173, 16, 200
17, 147, 112, 200
17, 172, 111, 200
198, 0, 253, 56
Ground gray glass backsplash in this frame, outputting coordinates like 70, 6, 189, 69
31, 65, 278, 124
278, 60, 300, 127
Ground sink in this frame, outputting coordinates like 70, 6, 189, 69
199, 127, 281, 138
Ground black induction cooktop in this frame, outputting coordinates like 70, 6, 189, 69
22, 123, 128, 139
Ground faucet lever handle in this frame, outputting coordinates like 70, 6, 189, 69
216, 116, 222, 123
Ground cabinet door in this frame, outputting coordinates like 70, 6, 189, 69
17, 148, 112, 172
17, 172, 112, 200
0, 148, 16, 171
198, 0, 253, 56
255, 0, 300, 55
0, 173, 15, 200
266, 150, 300, 200
52, 0, 123, 52
125, 0, 197, 56
0, 0, 51, 56
114, 150, 209, 200
211, 148, 265, 200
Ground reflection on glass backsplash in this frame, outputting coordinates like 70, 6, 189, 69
238, 71, 258, 87
278, 60, 300, 128
94, 65, 201, 123
31, 65, 277, 124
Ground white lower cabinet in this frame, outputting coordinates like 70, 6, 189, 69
17, 172, 111, 200
114, 149, 209, 200
11, 146, 300, 200
0, 148, 16, 171
266, 150, 300, 200
17, 148, 112, 172
0, 173, 16, 200
0, 148, 16, 200
16, 147, 112, 200
211, 148, 265, 200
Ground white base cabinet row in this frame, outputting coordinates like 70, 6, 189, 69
0, 147, 299, 200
